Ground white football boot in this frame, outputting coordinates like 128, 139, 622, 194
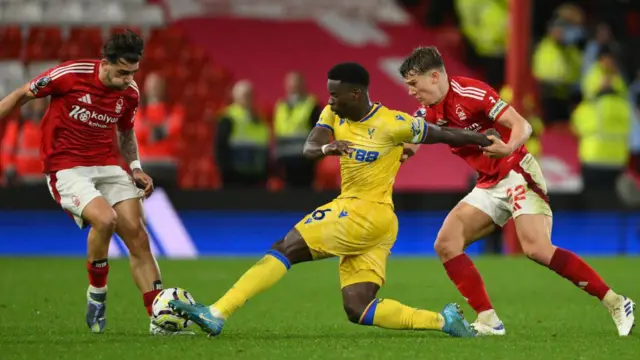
609, 296, 636, 336
471, 309, 506, 336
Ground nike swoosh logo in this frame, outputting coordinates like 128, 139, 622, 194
199, 314, 215, 323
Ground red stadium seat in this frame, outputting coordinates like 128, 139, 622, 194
314, 157, 340, 190
0, 26, 23, 59
26, 27, 63, 61
69, 27, 102, 44
110, 26, 143, 37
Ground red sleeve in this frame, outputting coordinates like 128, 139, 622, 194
118, 96, 139, 132
28, 62, 75, 98
457, 78, 510, 121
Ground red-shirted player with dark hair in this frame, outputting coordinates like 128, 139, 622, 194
0, 30, 189, 336
398, 46, 635, 336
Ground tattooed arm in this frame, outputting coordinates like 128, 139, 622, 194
117, 128, 141, 166
118, 100, 153, 196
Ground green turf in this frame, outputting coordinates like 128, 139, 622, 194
0, 257, 638, 359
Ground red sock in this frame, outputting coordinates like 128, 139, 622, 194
548, 248, 610, 300
143, 289, 162, 316
443, 254, 494, 313
87, 259, 109, 288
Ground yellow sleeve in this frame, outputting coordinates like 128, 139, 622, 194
391, 111, 428, 144
315, 105, 336, 133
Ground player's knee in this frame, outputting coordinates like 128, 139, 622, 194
270, 229, 313, 265
520, 239, 555, 265
343, 300, 370, 324
91, 210, 118, 233
125, 228, 152, 257
433, 234, 462, 261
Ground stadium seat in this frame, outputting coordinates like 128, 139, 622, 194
2, 1, 43, 25
26, 27, 63, 61
110, 26, 143, 37
0, 61, 26, 85
0, 26, 22, 59
69, 27, 103, 45
26, 61, 59, 80
0, 82, 8, 99
82, 2, 125, 25
118, 0, 148, 7
314, 157, 340, 190
42, 0, 84, 25
125, 4, 165, 28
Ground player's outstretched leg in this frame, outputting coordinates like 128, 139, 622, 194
341, 282, 475, 337
434, 203, 504, 336
82, 197, 118, 334
516, 214, 636, 336
170, 228, 314, 336
112, 199, 184, 335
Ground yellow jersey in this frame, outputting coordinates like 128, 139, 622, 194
316, 103, 428, 206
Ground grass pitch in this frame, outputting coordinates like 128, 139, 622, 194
0, 257, 638, 360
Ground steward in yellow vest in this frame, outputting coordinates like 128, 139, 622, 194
216, 100, 271, 187
273, 72, 322, 188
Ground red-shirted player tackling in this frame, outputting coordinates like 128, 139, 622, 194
399, 47, 635, 336
0, 31, 185, 336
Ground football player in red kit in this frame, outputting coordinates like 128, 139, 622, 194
398, 46, 635, 336
0, 31, 186, 335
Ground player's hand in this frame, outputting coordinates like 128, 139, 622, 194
482, 135, 513, 158
324, 140, 355, 156
132, 169, 154, 198
400, 144, 420, 163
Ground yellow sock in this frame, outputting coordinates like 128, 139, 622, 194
359, 298, 444, 330
212, 250, 290, 319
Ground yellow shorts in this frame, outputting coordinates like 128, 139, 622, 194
294, 198, 398, 288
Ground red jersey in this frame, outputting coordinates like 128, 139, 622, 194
29, 60, 139, 173
415, 76, 528, 188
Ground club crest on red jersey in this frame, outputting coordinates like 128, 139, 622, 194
455, 104, 468, 121
115, 97, 124, 114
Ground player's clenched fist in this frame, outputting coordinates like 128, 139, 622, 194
132, 169, 155, 198
322, 140, 355, 156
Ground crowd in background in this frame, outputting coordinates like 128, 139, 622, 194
1, 0, 640, 198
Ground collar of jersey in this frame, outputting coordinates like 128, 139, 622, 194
359, 102, 382, 122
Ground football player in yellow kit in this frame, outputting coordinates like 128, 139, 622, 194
170, 63, 494, 338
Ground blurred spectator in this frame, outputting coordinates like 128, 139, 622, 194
616, 89, 640, 207
216, 80, 271, 188
629, 74, 640, 174
273, 72, 321, 188
1, 98, 47, 186
134, 72, 183, 188
582, 23, 622, 78
581, 45, 627, 100
554, 3, 587, 49
454, 0, 507, 88
571, 51, 630, 192
533, 18, 583, 124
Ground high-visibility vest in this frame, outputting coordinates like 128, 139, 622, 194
273, 96, 316, 158
224, 104, 270, 174
571, 94, 631, 167
533, 37, 582, 88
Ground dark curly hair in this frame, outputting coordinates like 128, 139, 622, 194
102, 30, 144, 64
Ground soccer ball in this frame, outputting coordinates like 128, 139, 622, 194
151, 287, 195, 331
